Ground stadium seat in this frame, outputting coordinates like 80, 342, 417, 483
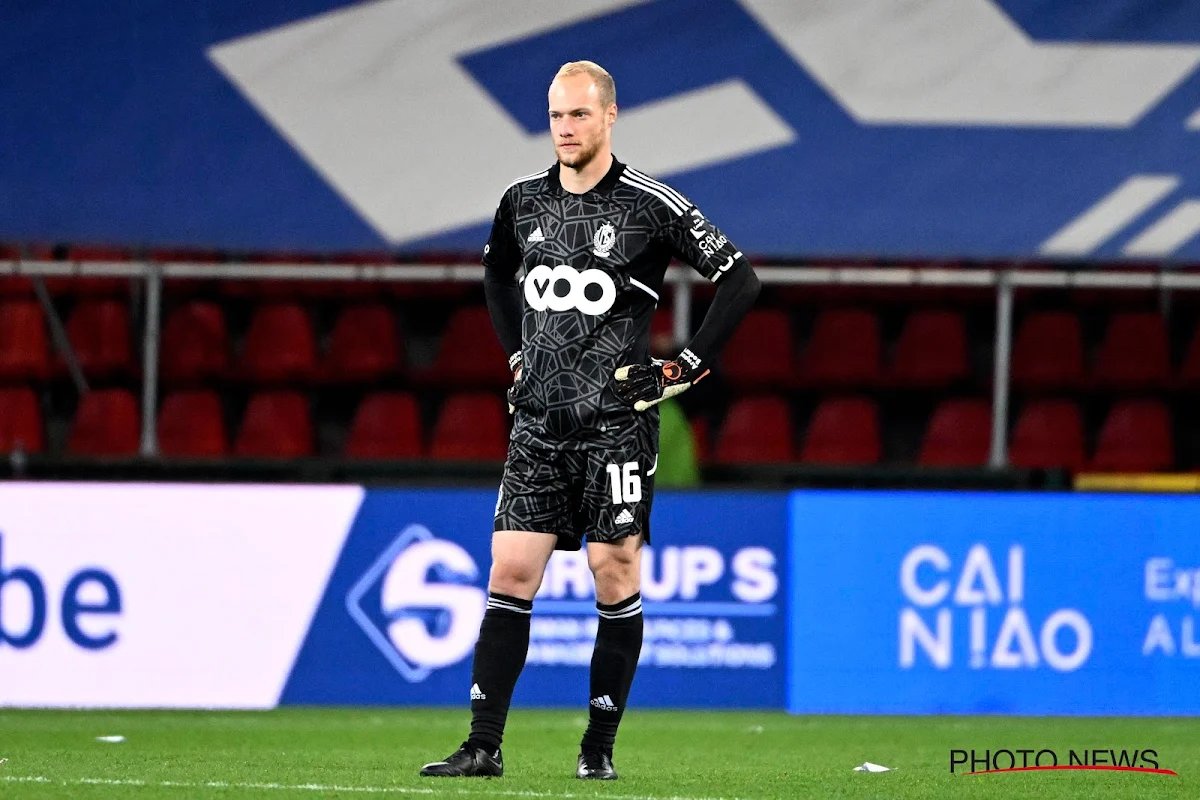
918, 398, 992, 466
420, 307, 510, 388
157, 390, 228, 458
1011, 312, 1084, 391
345, 392, 423, 459
235, 391, 314, 458
323, 304, 401, 382
160, 301, 230, 384
0, 300, 50, 380
800, 396, 882, 464
0, 387, 44, 453
49, 246, 131, 296
65, 299, 133, 378
68, 389, 140, 456
430, 393, 508, 460
713, 395, 793, 463
1180, 321, 1200, 389
1091, 312, 1170, 390
889, 310, 969, 388
239, 303, 317, 383
721, 309, 793, 388
1008, 399, 1085, 470
1089, 399, 1173, 472
795, 309, 881, 387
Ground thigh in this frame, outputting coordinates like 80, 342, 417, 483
494, 439, 584, 550
580, 422, 658, 546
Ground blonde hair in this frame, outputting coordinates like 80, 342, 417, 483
553, 61, 616, 109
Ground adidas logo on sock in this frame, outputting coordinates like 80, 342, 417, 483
614, 509, 634, 526
590, 695, 618, 712
470, 683, 487, 701
527, 226, 545, 243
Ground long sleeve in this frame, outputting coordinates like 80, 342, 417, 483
659, 203, 761, 370
482, 192, 524, 359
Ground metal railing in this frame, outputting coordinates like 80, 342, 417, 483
5, 257, 1198, 467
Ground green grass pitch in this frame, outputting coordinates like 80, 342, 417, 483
0, 708, 1196, 799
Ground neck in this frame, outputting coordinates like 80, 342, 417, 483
559, 149, 613, 194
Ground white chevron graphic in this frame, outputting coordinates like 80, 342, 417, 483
742, 0, 1200, 127
207, 0, 796, 246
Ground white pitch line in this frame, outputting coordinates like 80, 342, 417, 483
0, 775, 757, 800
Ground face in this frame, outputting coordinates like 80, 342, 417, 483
548, 73, 615, 170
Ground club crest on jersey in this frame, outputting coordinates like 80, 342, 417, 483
593, 222, 616, 258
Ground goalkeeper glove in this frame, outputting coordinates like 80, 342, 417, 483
506, 351, 524, 414
612, 350, 709, 412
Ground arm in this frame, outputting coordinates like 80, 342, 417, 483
481, 192, 524, 362
614, 204, 760, 411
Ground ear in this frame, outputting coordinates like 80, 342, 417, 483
607, 103, 618, 125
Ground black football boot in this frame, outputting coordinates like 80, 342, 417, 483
576, 748, 618, 780
420, 741, 503, 777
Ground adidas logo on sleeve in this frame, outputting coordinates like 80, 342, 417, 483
590, 695, 618, 712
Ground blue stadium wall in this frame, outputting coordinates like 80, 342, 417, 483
1, 484, 1198, 713
4, 1, 1200, 260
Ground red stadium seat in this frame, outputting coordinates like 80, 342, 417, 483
889, 310, 969, 388
1011, 312, 1083, 391
235, 391, 314, 458
795, 309, 880, 387
1090, 399, 1173, 472
160, 302, 230, 384
1092, 312, 1170, 390
919, 399, 992, 466
0, 300, 50, 380
800, 396, 881, 464
345, 392, 423, 459
421, 307, 510, 388
65, 299, 133, 378
49, 246, 131, 296
0, 388, 44, 453
157, 390, 228, 458
430, 393, 508, 460
239, 303, 317, 383
1180, 321, 1200, 389
324, 304, 401, 382
1009, 399, 1085, 470
68, 389, 140, 456
721, 309, 793, 388
713, 395, 793, 463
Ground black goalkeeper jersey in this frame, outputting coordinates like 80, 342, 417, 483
483, 156, 748, 451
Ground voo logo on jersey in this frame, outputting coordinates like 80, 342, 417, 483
345, 524, 485, 682
524, 264, 616, 315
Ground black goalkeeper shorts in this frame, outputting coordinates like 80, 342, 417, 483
494, 431, 657, 550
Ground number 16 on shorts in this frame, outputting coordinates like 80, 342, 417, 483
606, 462, 642, 504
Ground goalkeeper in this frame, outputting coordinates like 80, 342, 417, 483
420, 59, 760, 782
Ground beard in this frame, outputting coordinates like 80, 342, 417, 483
556, 137, 600, 170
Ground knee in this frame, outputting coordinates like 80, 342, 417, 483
489, 558, 542, 598
591, 556, 640, 604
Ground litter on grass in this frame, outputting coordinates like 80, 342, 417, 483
96, 736, 125, 743
853, 762, 891, 772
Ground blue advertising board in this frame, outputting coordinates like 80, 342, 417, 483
283, 489, 788, 709
788, 491, 1200, 715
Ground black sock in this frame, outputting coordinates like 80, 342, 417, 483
468, 592, 533, 751
581, 592, 643, 753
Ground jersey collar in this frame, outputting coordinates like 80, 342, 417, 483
547, 155, 625, 196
